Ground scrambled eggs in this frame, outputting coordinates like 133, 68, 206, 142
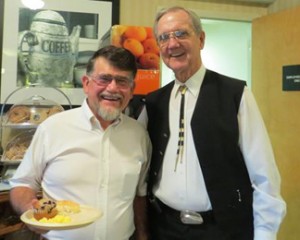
32, 214, 71, 223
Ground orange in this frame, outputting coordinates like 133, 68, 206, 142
139, 52, 160, 69
142, 38, 159, 55
123, 26, 147, 42
123, 38, 144, 58
145, 27, 155, 39
111, 25, 128, 47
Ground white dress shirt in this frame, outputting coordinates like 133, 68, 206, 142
10, 99, 151, 240
138, 66, 286, 240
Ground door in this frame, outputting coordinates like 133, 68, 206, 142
252, 6, 300, 240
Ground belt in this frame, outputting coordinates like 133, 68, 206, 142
154, 198, 215, 225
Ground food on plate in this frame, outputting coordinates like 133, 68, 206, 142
56, 200, 81, 214
8, 106, 30, 123
38, 214, 71, 224
32, 199, 81, 222
33, 199, 58, 220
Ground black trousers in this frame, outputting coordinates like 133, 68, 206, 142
149, 203, 228, 240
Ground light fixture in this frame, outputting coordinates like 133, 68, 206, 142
21, 0, 45, 10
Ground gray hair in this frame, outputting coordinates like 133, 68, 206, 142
153, 6, 203, 39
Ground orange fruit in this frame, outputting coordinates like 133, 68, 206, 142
139, 52, 160, 69
111, 25, 128, 47
123, 38, 144, 58
123, 26, 147, 42
142, 38, 159, 55
145, 27, 155, 39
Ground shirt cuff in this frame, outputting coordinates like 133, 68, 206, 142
254, 229, 277, 240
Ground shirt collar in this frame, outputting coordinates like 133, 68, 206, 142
174, 65, 206, 97
82, 98, 122, 131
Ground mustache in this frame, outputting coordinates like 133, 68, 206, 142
99, 92, 123, 100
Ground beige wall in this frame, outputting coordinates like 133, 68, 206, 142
269, 0, 300, 13
119, 0, 268, 26
252, 6, 300, 239
119, 0, 300, 26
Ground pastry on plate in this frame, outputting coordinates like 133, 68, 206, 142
32, 199, 58, 220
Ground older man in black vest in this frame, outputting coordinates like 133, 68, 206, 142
138, 6, 286, 240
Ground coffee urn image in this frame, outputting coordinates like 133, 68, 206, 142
18, 10, 81, 87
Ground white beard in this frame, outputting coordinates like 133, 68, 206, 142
97, 106, 121, 121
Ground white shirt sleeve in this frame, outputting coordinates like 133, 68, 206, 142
238, 87, 287, 240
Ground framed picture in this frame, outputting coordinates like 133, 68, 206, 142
0, 0, 119, 106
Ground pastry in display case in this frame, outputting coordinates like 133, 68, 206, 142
0, 86, 73, 185
1, 95, 64, 163
2, 129, 35, 162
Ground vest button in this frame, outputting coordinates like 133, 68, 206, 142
163, 133, 168, 138
159, 151, 163, 155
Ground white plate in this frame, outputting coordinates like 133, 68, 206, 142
21, 205, 102, 230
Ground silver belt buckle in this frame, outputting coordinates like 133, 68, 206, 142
180, 210, 204, 225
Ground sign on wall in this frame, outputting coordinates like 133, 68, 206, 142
282, 65, 300, 91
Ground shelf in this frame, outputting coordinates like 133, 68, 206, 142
0, 191, 10, 203
0, 222, 23, 236
1, 123, 38, 129
0, 192, 22, 237
0, 160, 21, 166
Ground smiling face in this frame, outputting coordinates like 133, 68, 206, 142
82, 57, 134, 127
156, 9, 205, 82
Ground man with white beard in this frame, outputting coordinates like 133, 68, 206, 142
9, 45, 151, 240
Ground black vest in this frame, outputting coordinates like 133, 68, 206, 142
145, 70, 254, 238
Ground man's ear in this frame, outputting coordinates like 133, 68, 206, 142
82, 75, 90, 94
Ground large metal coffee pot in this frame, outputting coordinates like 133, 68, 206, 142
18, 10, 81, 87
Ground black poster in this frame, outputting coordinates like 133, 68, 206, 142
282, 65, 300, 91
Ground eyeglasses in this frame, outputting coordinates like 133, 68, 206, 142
89, 74, 132, 88
158, 30, 191, 46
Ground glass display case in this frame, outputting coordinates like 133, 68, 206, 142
0, 87, 71, 182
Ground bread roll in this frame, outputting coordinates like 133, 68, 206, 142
56, 200, 81, 214
8, 106, 30, 123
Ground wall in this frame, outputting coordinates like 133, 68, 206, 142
119, 0, 268, 26
252, 6, 300, 239
201, 19, 252, 86
268, 0, 300, 12
160, 19, 252, 87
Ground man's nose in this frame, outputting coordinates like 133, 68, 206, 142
106, 79, 119, 89
166, 36, 180, 47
